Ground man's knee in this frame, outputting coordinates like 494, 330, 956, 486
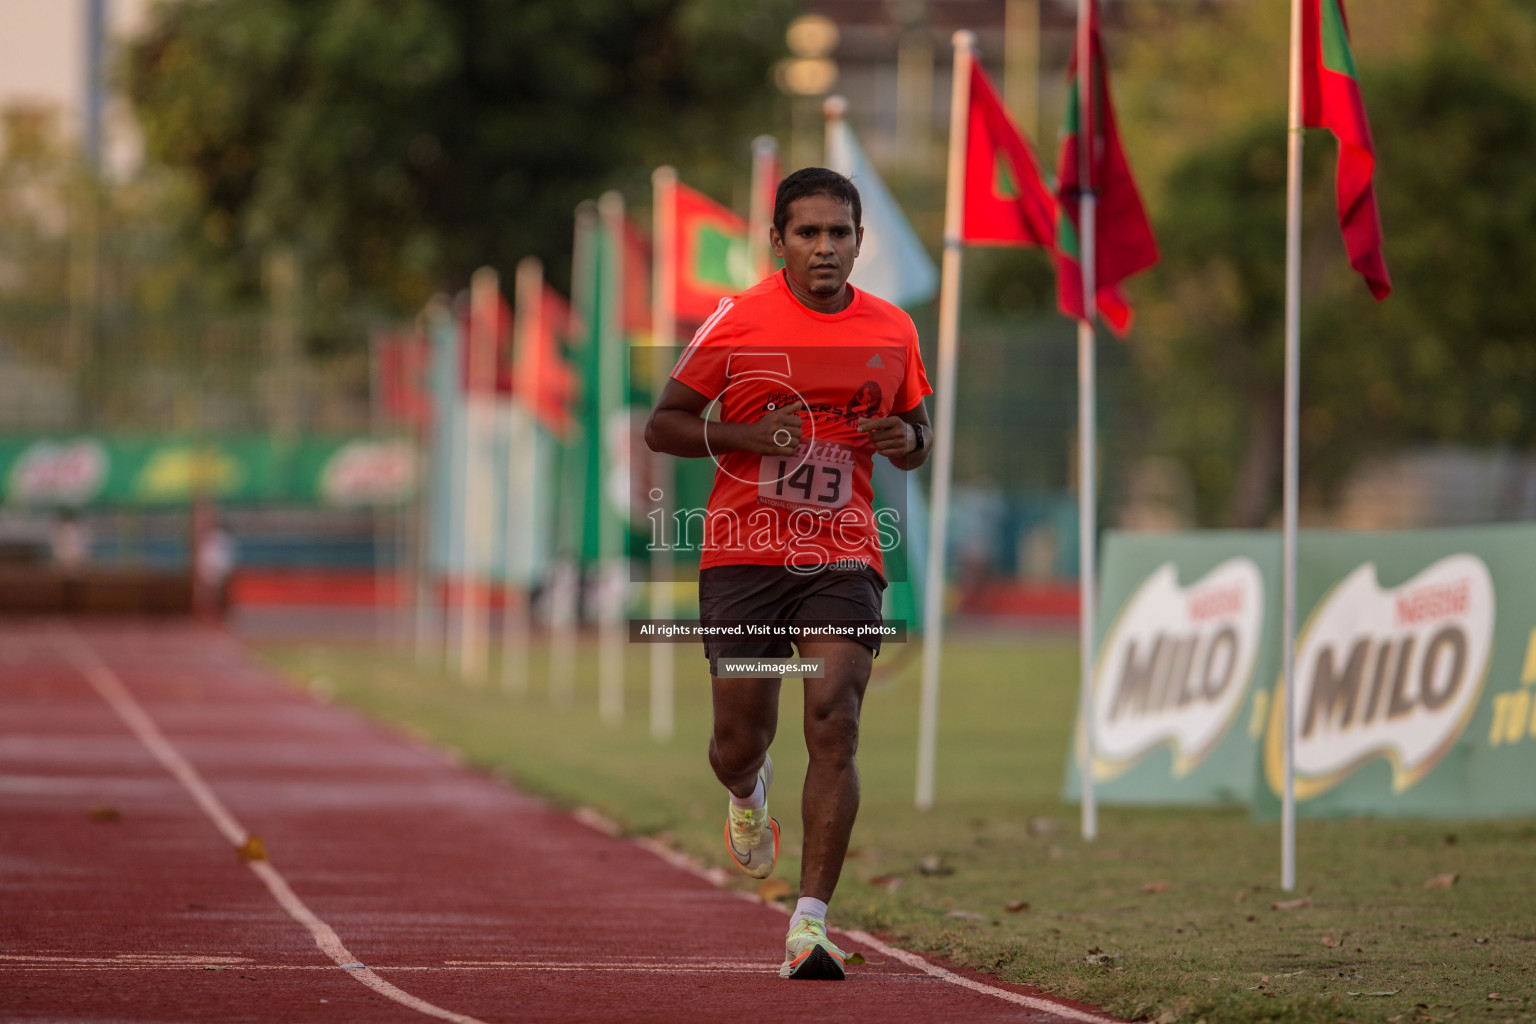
710, 719, 772, 774
805, 705, 861, 765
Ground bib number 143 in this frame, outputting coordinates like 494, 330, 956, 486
758, 443, 856, 510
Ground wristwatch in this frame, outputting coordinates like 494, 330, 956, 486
910, 422, 929, 454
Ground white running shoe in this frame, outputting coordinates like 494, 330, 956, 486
724, 754, 778, 879
780, 916, 847, 980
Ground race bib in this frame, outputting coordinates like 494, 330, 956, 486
758, 440, 856, 512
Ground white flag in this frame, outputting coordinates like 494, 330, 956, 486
826, 118, 939, 308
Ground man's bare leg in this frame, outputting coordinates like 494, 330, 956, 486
795, 639, 872, 902
709, 675, 780, 798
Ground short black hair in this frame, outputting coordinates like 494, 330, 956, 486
773, 167, 862, 238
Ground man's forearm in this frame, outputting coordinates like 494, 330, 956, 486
645, 409, 749, 459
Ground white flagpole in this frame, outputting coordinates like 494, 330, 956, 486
649, 167, 677, 743
459, 267, 498, 684
822, 94, 846, 182
1075, 0, 1098, 843
502, 256, 541, 697
1281, 0, 1305, 893
550, 204, 596, 707
915, 29, 974, 811
749, 137, 779, 282
597, 191, 627, 727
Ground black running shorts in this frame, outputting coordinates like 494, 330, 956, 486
697, 563, 888, 676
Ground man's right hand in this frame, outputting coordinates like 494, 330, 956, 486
740, 400, 805, 455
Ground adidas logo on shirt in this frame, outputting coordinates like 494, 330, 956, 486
865, 354, 884, 369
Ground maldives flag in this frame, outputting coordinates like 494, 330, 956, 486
671, 180, 755, 325
1304, 0, 1391, 300
962, 60, 1055, 248
514, 285, 577, 440
1054, 0, 1158, 334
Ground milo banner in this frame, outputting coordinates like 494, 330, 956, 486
1065, 524, 1536, 820
0, 435, 417, 508
1256, 524, 1536, 819
1062, 531, 1282, 807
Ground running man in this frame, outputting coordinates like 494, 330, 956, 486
645, 167, 933, 980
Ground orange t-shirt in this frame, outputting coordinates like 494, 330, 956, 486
670, 271, 932, 575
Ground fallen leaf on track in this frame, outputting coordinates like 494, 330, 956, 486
845, 952, 866, 965
1423, 873, 1458, 890
755, 878, 793, 903
1271, 897, 1311, 911
89, 805, 121, 823
236, 835, 268, 862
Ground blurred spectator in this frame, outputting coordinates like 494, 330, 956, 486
196, 520, 238, 616
51, 511, 90, 573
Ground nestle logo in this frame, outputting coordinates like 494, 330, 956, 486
1188, 586, 1244, 623
1394, 579, 1470, 626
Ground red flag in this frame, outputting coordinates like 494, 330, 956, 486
622, 218, 653, 338
1303, 0, 1391, 300
670, 180, 754, 325
459, 287, 513, 394
962, 60, 1056, 248
378, 333, 432, 427
1054, 0, 1159, 334
514, 285, 577, 439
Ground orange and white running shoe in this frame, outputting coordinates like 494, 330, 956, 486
780, 917, 847, 980
724, 754, 778, 879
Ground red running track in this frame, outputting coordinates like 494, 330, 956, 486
0, 622, 1121, 1024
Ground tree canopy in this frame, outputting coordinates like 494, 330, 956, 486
1134, 36, 1536, 526
124, 0, 796, 317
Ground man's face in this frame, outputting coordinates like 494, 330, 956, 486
771, 194, 862, 301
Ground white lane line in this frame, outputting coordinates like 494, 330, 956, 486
580, 813, 1123, 1022
839, 931, 1122, 1024
51, 630, 490, 1024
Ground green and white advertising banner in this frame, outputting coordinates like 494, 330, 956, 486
0, 435, 417, 508
1063, 531, 1281, 807
1066, 524, 1536, 820
1257, 524, 1536, 819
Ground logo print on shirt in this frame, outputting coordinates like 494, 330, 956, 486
866, 354, 885, 369
843, 380, 883, 424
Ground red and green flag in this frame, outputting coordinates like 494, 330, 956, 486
1054, 0, 1158, 334
670, 180, 755, 325
513, 285, 577, 440
962, 59, 1056, 248
1303, 0, 1391, 300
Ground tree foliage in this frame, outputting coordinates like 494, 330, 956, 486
1123, 2, 1536, 527
123, 0, 796, 318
